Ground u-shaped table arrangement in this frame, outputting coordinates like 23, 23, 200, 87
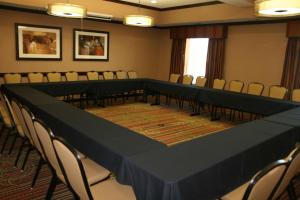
2, 78, 300, 200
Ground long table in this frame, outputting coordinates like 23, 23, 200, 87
2, 79, 300, 200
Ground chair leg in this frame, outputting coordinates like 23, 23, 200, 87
21, 147, 34, 170
0, 128, 12, 154
14, 139, 26, 167
45, 173, 59, 200
8, 134, 18, 155
31, 157, 44, 188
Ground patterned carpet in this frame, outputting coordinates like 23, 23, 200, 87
86, 103, 237, 146
0, 128, 73, 200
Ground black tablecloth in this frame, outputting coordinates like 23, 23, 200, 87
1, 80, 300, 200
122, 120, 298, 200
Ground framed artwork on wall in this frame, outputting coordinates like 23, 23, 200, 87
73, 29, 109, 61
15, 23, 62, 60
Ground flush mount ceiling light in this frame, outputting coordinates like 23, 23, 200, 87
124, 0, 154, 27
47, 3, 87, 18
255, 0, 300, 17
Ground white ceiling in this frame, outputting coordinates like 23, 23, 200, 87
119, 0, 253, 9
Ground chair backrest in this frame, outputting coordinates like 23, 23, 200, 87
272, 147, 300, 199
247, 82, 264, 96
269, 86, 288, 100
21, 107, 45, 159
229, 80, 244, 93
169, 74, 180, 83
4, 73, 21, 84
28, 72, 44, 83
128, 71, 137, 79
47, 72, 61, 82
53, 137, 92, 200
291, 89, 300, 102
87, 71, 99, 81
66, 71, 79, 82
243, 159, 288, 200
195, 76, 207, 87
182, 75, 193, 85
213, 79, 226, 90
116, 71, 127, 80
103, 71, 114, 80
33, 119, 64, 182
0, 94, 13, 128
11, 100, 33, 144
4, 95, 24, 137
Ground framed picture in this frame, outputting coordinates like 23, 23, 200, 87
15, 23, 62, 60
73, 29, 109, 61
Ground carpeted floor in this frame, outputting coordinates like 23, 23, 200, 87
0, 128, 73, 200
0, 105, 298, 200
86, 103, 237, 146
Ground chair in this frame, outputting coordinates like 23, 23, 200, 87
221, 159, 288, 200
4, 73, 21, 84
128, 71, 137, 79
66, 71, 79, 82
195, 76, 207, 87
47, 72, 62, 82
53, 136, 136, 200
33, 119, 111, 199
28, 72, 44, 83
21, 106, 47, 188
291, 89, 300, 102
229, 80, 244, 93
103, 71, 114, 80
211, 79, 226, 119
169, 74, 180, 83
116, 71, 127, 80
1, 95, 25, 157
182, 75, 193, 85
272, 146, 300, 200
0, 94, 15, 152
247, 82, 264, 96
213, 79, 226, 90
87, 71, 99, 81
11, 100, 35, 170
269, 86, 288, 100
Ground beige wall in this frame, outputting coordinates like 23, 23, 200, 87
0, 9, 289, 91
223, 23, 287, 95
0, 9, 166, 79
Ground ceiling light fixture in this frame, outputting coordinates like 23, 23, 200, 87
124, 0, 154, 27
47, 3, 87, 18
255, 0, 300, 17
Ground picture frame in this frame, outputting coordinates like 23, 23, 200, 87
73, 29, 109, 61
15, 23, 62, 60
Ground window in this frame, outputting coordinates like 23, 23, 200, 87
184, 38, 209, 84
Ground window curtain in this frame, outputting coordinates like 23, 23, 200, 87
169, 39, 186, 82
205, 38, 226, 88
281, 38, 300, 96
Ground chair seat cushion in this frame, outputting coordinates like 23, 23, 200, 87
91, 179, 136, 200
222, 182, 248, 200
82, 158, 111, 185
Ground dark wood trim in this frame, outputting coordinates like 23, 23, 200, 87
2, 2, 300, 30
0, 4, 123, 25
104, 0, 222, 11
158, 16, 300, 29
0, 71, 123, 78
104, 0, 161, 11
160, 1, 223, 11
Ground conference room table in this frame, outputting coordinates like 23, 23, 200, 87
1, 79, 300, 200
